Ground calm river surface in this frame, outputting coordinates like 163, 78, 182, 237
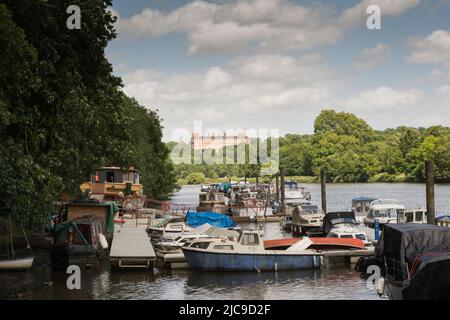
2, 183, 449, 300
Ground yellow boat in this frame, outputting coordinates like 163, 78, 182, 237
80, 166, 143, 201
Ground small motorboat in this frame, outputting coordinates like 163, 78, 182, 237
0, 215, 34, 271
363, 199, 405, 228
182, 230, 322, 272
367, 224, 450, 300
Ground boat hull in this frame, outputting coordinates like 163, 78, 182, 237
0, 257, 34, 271
182, 248, 321, 272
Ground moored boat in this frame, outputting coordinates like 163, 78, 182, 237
181, 230, 322, 272
363, 199, 405, 228
291, 202, 325, 235
373, 224, 450, 300
0, 215, 34, 272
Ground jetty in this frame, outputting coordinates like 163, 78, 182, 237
110, 219, 156, 269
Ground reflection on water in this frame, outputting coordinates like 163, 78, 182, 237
7, 182, 447, 300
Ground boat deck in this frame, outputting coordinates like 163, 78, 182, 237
110, 223, 155, 269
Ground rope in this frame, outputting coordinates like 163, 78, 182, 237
408, 249, 450, 279
20, 223, 34, 256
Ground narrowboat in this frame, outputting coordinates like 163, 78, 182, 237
51, 216, 110, 269
50, 200, 117, 269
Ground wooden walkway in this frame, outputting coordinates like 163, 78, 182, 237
110, 219, 156, 269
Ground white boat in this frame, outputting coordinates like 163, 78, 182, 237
323, 212, 370, 245
363, 199, 406, 228
291, 202, 325, 235
0, 215, 34, 271
156, 233, 210, 251
148, 217, 193, 242
284, 181, 311, 201
351, 197, 378, 224
0, 256, 34, 271
397, 209, 427, 224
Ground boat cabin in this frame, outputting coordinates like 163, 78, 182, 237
352, 197, 377, 222
364, 199, 406, 227
80, 166, 143, 201
397, 209, 427, 224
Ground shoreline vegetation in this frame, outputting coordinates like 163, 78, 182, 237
171, 110, 450, 187
0, 2, 176, 227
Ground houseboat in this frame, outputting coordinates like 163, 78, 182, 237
196, 190, 228, 214
51, 216, 109, 269
363, 199, 405, 228
80, 166, 143, 201
50, 200, 118, 269
181, 230, 322, 272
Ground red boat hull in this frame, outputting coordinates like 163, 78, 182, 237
264, 237, 365, 250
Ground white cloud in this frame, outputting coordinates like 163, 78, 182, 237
121, 54, 337, 135
343, 87, 424, 113
407, 30, 450, 67
353, 43, 391, 70
116, 0, 419, 54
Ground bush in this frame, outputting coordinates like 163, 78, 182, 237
185, 172, 206, 184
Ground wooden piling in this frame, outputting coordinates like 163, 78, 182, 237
275, 174, 280, 202
425, 160, 436, 225
280, 168, 286, 215
321, 169, 327, 214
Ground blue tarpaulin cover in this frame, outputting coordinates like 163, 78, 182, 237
186, 212, 236, 228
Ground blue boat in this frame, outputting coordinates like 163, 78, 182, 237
181, 230, 321, 272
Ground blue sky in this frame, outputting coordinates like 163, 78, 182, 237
106, 0, 450, 140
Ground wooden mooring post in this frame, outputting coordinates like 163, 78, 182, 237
275, 173, 280, 202
321, 169, 327, 215
280, 168, 286, 215
425, 160, 436, 225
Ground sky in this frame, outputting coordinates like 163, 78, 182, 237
106, 0, 450, 141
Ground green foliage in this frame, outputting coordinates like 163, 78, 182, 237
171, 110, 450, 184
0, 1, 175, 226
185, 172, 206, 185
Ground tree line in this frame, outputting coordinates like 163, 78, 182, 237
170, 110, 450, 185
0, 1, 175, 227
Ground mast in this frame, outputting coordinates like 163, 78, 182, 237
9, 214, 15, 259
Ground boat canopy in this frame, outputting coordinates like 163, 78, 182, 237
323, 211, 357, 234
186, 212, 236, 228
375, 224, 450, 266
352, 197, 377, 203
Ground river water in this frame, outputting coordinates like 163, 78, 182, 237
2, 183, 449, 300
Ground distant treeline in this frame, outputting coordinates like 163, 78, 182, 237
0, 1, 175, 226
169, 110, 450, 185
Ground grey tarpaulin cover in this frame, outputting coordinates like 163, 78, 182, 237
375, 224, 450, 265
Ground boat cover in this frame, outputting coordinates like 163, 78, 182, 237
375, 224, 450, 265
186, 212, 236, 228
402, 251, 450, 299
323, 211, 357, 234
